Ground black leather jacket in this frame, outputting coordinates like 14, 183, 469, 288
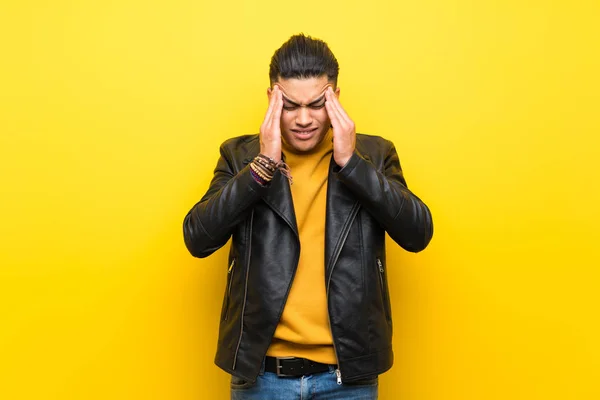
183, 133, 433, 383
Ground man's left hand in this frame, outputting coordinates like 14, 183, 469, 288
325, 87, 356, 167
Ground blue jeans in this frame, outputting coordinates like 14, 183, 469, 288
230, 365, 378, 399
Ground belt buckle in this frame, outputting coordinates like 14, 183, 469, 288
275, 357, 296, 377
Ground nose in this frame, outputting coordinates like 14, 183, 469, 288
295, 107, 313, 127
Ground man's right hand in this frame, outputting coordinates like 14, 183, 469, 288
259, 85, 283, 163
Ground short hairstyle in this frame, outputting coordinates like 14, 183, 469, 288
269, 34, 339, 85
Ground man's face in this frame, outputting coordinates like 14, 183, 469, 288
268, 75, 340, 153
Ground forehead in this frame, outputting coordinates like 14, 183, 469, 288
275, 76, 332, 103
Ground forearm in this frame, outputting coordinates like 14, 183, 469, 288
183, 162, 267, 258
336, 150, 433, 252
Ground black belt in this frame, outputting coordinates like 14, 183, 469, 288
265, 356, 335, 377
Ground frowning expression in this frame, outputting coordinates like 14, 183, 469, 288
268, 75, 340, 153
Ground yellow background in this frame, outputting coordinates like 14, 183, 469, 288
1, 1, 599, 399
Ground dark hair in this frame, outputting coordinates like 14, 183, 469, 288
269, 34, 339, 85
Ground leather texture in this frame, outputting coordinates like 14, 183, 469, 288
183, 133, 433, 383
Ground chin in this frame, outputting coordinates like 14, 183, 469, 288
290, 138, 319, 152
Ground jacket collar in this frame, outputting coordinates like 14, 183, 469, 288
242, 138, 362, 269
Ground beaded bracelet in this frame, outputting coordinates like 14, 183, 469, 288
250, 162, 270, 181
249, 154, 293, 185
254, 156, 277, 174
249, 164, 268, 186
253, 161, 275, 179
257, 154, 292, 183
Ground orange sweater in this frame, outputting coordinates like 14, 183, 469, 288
266, 130, 337, 364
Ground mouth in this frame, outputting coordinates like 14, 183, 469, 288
291, 127, 318, 138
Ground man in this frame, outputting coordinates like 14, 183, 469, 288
183, 34, 433, 399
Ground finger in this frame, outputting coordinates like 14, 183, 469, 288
325, 103, 343, 134
262, 86, 279, 129
263, 90, 283, 140
326, 108, 345, 139
326, 87, 352, 125
270, 88, 283, 131
325, 90, 344, 130
268, 87, 282, 119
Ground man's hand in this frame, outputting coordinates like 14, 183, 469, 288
260, 85, 283, 162
325, 87, 356, 167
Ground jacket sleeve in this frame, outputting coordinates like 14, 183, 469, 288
183, 144, 267, 258
335, 141, 433, 252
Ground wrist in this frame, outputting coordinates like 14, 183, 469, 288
335, 153, 352, 168
260, 148, 281, 163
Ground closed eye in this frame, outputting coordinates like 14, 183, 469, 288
282, 103, 300, 111
308, 97, 326, 109
281, 95, 326, 111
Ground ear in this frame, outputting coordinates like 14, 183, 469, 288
267, 87, 272, 101
334, 87, 341, 98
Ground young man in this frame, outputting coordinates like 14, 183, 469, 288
183, 34, 433, 399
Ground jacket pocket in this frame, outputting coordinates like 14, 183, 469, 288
223, 258, 235, 321
376, 258, 391, 322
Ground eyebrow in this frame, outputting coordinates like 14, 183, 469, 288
281, 93, 326, 107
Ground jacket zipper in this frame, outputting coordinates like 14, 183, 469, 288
327, 270, 343, 385
377, 258, 384, 284
326, 201, 361, 385
223, 259, 235, 321
377, 258, 390, 320
232, 211, 253, 370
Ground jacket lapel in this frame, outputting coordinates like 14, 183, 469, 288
325, 157, 361, 276
262, 171, 298, 237
241, 140, 298, 237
